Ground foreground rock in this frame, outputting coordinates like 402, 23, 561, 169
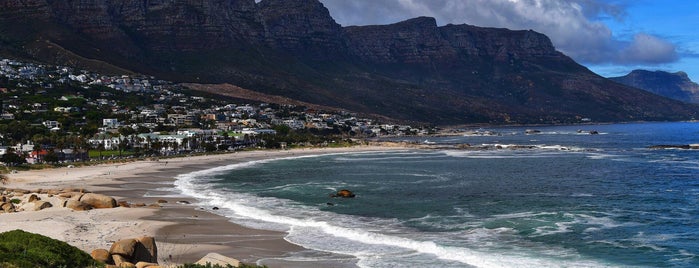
100, 236, 159, 267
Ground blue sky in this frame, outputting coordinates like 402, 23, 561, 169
319, 0, 699, 81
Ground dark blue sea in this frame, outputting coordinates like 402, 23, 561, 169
174, 122, 699, 267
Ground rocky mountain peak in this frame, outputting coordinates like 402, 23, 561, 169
611, 70, 699, 104
257, 0, 345, 59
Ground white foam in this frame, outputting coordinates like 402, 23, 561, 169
173, 154, 617, 268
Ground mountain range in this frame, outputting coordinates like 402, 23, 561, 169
1, 0, 698, 125
610, 70, 699, 104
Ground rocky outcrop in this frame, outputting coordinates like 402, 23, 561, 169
104, 236, 158, 267
0, 187, 159, 213
110, 239, 138, 257
91, 248, 112, 264
133, 236, 158, 264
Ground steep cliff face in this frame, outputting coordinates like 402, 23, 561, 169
257, 0, 346, 60
610, 70, 699, 104
43, 0, 262, 52
0, 0, 697, 124
344, 17, 561, 65
344, 17, 457, 64
0, 0, 50, 20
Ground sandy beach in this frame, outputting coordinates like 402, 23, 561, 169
0, 146, 405, 267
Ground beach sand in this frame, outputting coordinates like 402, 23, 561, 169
0, 146, 404, 267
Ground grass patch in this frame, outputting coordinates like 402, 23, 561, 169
88, 150, 133, 158
0, 230, 104, 268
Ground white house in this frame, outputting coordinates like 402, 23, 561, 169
42, 121, 60, 129
103, 118, 120, 128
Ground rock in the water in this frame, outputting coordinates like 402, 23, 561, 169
133, 236, 158, 263
110, 238, 137, 257
195, 252, 240, 267
91, 248, 111, 263
79, 193, 117, 209
333, 189, 356, 198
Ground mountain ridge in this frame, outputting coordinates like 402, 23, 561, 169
1, 0, 697, 125
610, 70, 699, 104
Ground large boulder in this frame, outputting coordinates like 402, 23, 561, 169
91, 248, 111, 263
110, 238, 137, 257
64, 199, 92, 211
195, 252, 240, 267
133, 236, 158, 263
79, 193, 117, 209
58, 192, 84, 200
34, 201, 53, 211
1, 202, 15, 213
27, 194, 40, 202
112, 254, 135, 268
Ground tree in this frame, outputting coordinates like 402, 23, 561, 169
1, 150, 26, 166
43, 150, 60, 164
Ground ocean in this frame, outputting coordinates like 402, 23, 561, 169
173, 122, 699, 267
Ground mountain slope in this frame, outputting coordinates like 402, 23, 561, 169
610, 70, 699, 104
1, 0, 697, 124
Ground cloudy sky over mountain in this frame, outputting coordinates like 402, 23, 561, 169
319, 0, 699, 81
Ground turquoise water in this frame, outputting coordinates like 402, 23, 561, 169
175, 122, 699, 267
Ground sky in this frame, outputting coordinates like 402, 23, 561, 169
318, 0, 699, 82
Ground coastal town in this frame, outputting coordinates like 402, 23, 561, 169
0, 58, 434, 165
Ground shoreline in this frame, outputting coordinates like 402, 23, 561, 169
0, 146, 407, 267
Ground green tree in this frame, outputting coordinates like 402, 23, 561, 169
43, 150, 60, 164
0, 150, 26, 166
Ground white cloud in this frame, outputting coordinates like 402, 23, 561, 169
319, 0, 678, 65
619, 33, 678, 64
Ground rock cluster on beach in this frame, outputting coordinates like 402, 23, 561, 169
92, 236, 160, 268
0, 187, 160, 213
1, 186, 244, 267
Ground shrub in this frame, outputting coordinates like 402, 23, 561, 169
9, 199, 20, 204
0, 230, 104, 268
